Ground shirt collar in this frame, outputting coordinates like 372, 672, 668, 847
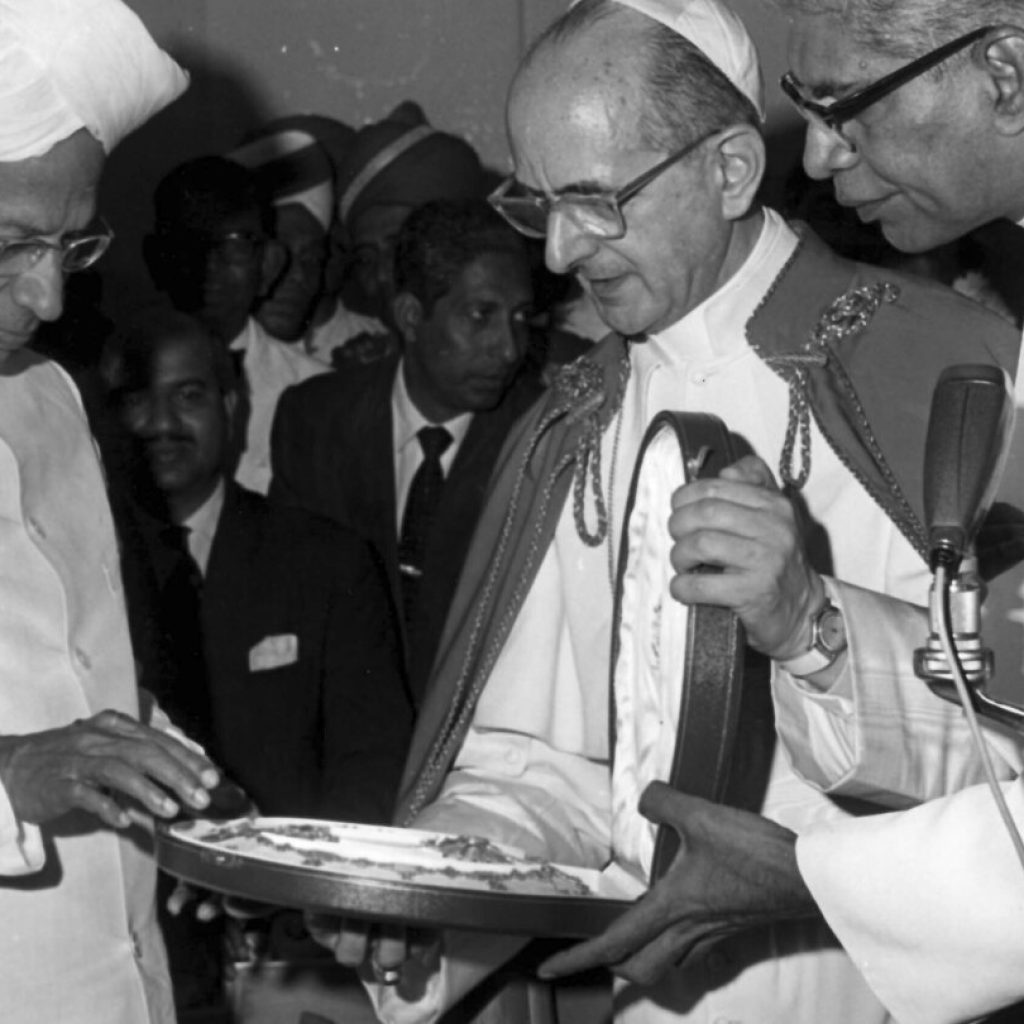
647, 208, 798, 365
180, 479, 226, 575
391, 357, 473, 457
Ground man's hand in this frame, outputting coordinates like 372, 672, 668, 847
668, 455, 824, 660
538, 783, 817, 985
305, 914, 439, 999
0, 709, 220, 829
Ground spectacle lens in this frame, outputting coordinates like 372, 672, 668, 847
0, 220, 113, 277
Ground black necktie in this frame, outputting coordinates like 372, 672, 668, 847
398, 425, 452, 623
157, 524, 213, 747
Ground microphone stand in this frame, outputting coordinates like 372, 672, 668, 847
913, 363, 1020, 729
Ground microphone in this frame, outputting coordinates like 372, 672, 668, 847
914, 364, 1017, 726
923, 364, 1012, 572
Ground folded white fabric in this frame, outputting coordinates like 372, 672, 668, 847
582, 0, 766, 120
0, 0, 188, 161
248, 634, 299, 673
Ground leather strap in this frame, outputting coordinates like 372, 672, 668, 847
612, 411, 774, 883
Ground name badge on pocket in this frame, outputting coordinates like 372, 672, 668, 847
248, 634, 298, 672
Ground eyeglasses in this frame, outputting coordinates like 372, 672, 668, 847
781, 26, 993, 150
0, 217, 114, 278
488, 127, 724, 240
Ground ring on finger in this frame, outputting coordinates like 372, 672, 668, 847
371, 958, 402, 986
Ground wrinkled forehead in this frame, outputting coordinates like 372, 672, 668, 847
785, 8, 883, 91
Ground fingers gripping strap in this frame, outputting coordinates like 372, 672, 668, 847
611, 412, 774, 883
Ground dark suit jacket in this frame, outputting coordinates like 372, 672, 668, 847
121, 482, 412, 824
270, 356, 541, 703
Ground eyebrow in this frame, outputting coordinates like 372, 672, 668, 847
791, 70, 861, 102
516, 177, 616, 198
0, 218, 54, 238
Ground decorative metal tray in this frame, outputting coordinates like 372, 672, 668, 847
157, 816, 633, 938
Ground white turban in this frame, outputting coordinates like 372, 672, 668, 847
0, 0, 188, 162
604, 0, 766, 121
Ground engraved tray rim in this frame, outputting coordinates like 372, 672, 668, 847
156, 818, 632, 938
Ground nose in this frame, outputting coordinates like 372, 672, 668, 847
545, 207, 599, 275
495, 316, 525, 367
128, 392, 178, 438
802, 121, 860, 181
10, 251, 65, 322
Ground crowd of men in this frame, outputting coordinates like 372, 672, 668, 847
1, 0, 1023, 1024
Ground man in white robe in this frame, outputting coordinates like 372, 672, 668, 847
311, 2, 1021, 1023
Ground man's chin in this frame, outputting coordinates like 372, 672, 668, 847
256, 309, 306, 343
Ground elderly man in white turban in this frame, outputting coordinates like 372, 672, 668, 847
0, 2, 221, 1022
310, 0, 1022, 1022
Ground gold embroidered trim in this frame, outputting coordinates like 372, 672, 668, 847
770, 281, 900, 489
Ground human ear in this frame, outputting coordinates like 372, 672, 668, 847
979, 30, 1024, 135
392, 292, 423, 346
710, 125, 766, 221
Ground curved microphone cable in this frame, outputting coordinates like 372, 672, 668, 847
932, 563, 1024, 874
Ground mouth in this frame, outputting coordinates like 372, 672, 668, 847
582, 271, 630, 303
842, 195, 893, 224
146, 440, 193, 469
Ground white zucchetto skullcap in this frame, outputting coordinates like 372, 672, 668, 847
0, 0, 188, 162
599, 0, 765, 120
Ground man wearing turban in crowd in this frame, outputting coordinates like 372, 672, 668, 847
328, 101, 490, 366
0, 2, 221, 1022
244, 112, 395, 368
231, 122, 338, 347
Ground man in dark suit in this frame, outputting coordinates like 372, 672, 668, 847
106, 305, 412, 822
104, 304, 414, 1020
271, 200, 543, 703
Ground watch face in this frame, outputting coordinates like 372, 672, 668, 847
817, 605, 847, 655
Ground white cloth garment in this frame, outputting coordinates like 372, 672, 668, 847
0, 356, 174, 1024
788, 333, 1024, 1024
181, 477, 225, 574
371, 210, 1012, 1024
0, 0, 187, 160
303, 302, 388, 366
231, 317, 327, 494
391, 360, 472, 531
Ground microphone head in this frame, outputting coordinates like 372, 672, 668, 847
923, 363, 1013, 571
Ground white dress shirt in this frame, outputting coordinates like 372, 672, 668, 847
391, 360, 472, 532
231, 317, 327, 495
181, 478, 225, 575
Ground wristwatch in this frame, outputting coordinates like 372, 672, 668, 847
778, 597, 848, 678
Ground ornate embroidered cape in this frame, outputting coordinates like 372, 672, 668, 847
395, 225, 1021, 824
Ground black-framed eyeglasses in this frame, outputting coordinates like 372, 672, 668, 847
0, 217, 114, 278
781, 26, 993, 150
488, 126, 724, 240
